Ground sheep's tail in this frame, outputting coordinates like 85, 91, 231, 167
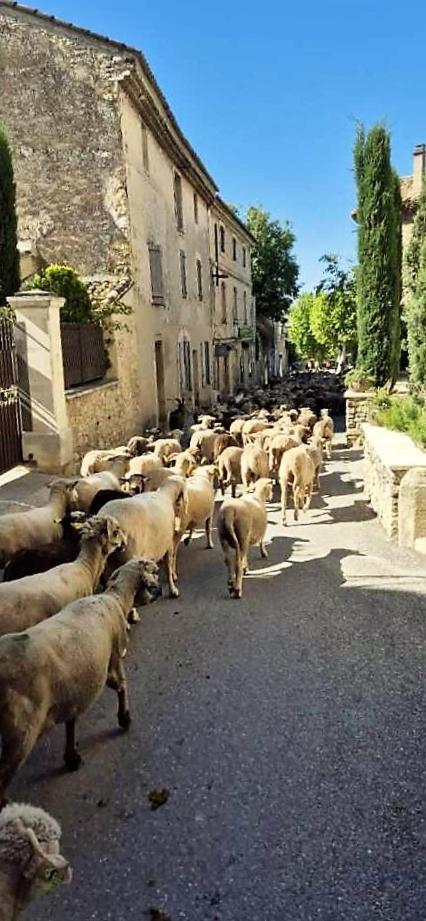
221, 507, 240, 552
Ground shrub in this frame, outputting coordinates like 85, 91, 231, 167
371, 394, 426, 449
345, 368, 375, 391
30, 265, 93, 323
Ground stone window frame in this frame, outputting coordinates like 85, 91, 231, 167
193, 192, 199, 224
179, 249, 188, 299
174, 171, 184, 233
232, 285, 238, 322
221, 281, 227, 324
148, 243, 165, 306
232, 236, 237, 261
219, 225, 226, 253
196, 258, 203, 301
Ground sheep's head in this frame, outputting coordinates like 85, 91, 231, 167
107, 559, 162, 606
253, 477, 274, 502
0, 804, 71, 918
79, 516, 127, 554
48, 479, 80, 511
126, 436, 150, 457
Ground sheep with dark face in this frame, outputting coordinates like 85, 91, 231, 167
0, 803, 71, 920
0, 559, 161, 801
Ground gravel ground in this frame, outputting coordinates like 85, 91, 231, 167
7, 440, 426, 921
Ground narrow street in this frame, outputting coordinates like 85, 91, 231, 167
10, 441, 426, 921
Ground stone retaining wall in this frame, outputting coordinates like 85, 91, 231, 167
345, 390, 373, 446
362, 423, 426, 538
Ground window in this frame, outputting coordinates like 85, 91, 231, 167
193, 193, 199, 224
233, 286, 238, 321
242, 246, 247, 268
220, 225, 225, 253
232, 237, 237, 261
148, 244, 164, 305
243, 290, 248, 324
221, 282, 227, 324
174, 172, 184, 232
183, 340, 192, 390
204, 341, 211, 385
196, 259, 203, 300
179, 250, 187, 298
141, 123, 149, 173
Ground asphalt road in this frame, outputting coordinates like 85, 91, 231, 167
11, 442, 426, 921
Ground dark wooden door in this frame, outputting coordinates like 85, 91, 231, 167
0, 318, 22, 473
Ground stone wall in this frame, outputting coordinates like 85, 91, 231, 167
345, 390, 374, 446
362, 423, 426, 538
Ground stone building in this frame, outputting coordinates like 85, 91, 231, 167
0, 0, 245, 463
210, 199, 256, 395
400, 143, 426, 258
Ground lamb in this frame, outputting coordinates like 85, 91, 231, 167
189, 429, 218, 463
268, 433, 300, 475
313, 410, 334, 458
297, 407, 317, 431
0, 516, 126, 638
100, 477, 187, 597
278, 445, 315, 525
217, 477, 273, 599
3, 515, 81, 582
240, 444, 270, 490
72, 471, 120, 513
306, 435, 324, 491
217, 446, 244, 497
213, 432, 238, 461
0, 803, 71, 920
0, 480, 77, 568
172, 465, 217, 572
0, 558, 161, 801
80, 450, 131, 478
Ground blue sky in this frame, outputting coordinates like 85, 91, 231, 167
31, 0, 426, 288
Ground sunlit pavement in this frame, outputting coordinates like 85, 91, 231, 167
12, 438, 426, 921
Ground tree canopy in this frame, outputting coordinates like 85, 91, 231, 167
0, 122, 20, 306
287, 255, 357, 362
245, 206, 299, 322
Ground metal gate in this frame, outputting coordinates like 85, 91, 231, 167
0, 318, 22, 474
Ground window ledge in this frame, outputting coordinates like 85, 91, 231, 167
65, 379, 119, 399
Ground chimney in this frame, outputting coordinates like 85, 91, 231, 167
413, 143, 426, 196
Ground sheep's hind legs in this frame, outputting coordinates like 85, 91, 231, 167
64, 720, 82, 771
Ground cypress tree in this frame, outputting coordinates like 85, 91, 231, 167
406, 237, 426, 387
354, 124, 401, 386
0, 122, 20, 306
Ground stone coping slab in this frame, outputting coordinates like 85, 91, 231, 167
362, 422, 426, 471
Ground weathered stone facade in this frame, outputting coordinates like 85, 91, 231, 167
345, 390, 374, 446
362, 422, 426, 539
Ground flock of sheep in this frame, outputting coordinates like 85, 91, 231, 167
0, 400, 334, 918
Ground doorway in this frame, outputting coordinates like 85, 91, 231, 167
154, 340, 166, 426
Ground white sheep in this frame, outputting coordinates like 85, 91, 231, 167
0, 803, 71, 919
172, 465, 217, 575
189, 429, 218, 464
0, 515, 126, 639
100, 477, 187, 598
80, 449, 131, 477
218, 478, 273, 599
278, 445, 315, 525
0, 559, 161, 801
217, 446, 244, 497
72, 471, 120, 513
0, 480, 77, 567
240, 444, 270, 490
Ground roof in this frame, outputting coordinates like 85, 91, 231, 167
213, 197, 256, 245
0, 0, 218, 194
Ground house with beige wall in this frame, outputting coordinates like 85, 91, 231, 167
210, 199, 256, 395
0, 0, 228, 466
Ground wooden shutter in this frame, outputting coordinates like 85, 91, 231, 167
180, 250, 187, 298
148, 245, 164, 305
196, 259, 203, 300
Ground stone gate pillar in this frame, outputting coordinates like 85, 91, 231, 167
7, 290, 73, 473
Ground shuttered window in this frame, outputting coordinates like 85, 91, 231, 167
193, 193, 199, 223
220, 225, 225, 253
174, 172, 184, 232
233, 286, 238, 321
196, 259, 203, 300
183, 340, 192, 390
148, 245, 164, 306
232, 237, 237, 261
180, 250, 187, 298
204, 341, 211, 385
221, 283, 227, 323
242, 246, 247, 268
243, 290, 248, 324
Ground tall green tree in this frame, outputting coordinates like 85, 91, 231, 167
245, 206, 299, 322
312, 254, 357, 361
405, 237, 426, 386
287, 293, 322, 360
404, 176, 426, 298
354, 124, 401, 386
0, 123, 20, 306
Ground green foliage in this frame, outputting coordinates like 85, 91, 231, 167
344, 368, 376, 391
245, 206, 299, 322
287, 293, 322, 359
31, 265, 93, 323
0, 122, 20, 306
404, 178, 426, 389
312, 254, 357, 357
371, 393, 426, 448
405, 238, 426, 388
354, 124, 402, 387
30, 264, 133, 331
